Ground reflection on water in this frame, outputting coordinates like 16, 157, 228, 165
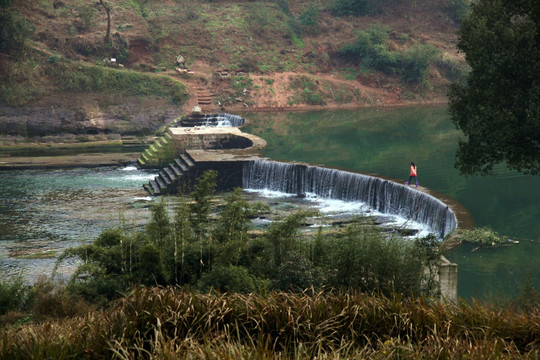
0, 166, 157, 281
241, 105, 540, 301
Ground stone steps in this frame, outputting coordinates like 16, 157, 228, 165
143, 152, 197, 196
196, 86, 214, 108
136, 135, 172, 169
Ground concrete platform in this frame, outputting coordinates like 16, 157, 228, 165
169, 126, 267, 162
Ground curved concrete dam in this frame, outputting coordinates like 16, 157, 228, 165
142, 114, 462, 239
242, 160, 458, 239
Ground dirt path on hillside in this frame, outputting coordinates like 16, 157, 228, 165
161, 66, 423, 114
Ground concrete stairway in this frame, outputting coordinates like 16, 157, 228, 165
136, 132, 173, 168
143, 153, 196, 196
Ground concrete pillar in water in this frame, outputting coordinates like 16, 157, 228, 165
439, 255, 458, 303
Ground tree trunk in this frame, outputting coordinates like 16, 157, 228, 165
99, 0, 111, 44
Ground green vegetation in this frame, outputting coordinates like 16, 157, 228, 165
449, 0, 539, 176
0, 0, 467, 109
339, 25, 441, 84
444, 0, 470, 23
0, 276, 92, 320
331, 0, 382, 17
460, 227, 509, 247
49, 61, 188, 104
51, 171, 439, 302
0, 49, 188, 106
1, 172, 539, 358
290, 76, 326, 105
0, 0, 33, 53
1, 287, 539, 359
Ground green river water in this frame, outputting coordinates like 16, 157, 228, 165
0, 105, 538, 301
241, 105, 540, 301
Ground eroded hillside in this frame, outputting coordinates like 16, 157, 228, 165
0, 0, 468, 139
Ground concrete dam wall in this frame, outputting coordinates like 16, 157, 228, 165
242, 160, 458, 239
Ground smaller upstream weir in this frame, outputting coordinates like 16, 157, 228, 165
180, 113, 246, 127
242, 160, 457, 239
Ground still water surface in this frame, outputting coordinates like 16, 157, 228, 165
241, 105, 540, 301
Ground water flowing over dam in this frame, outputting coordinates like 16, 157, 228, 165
180, 113, 246, 127
242, 160, 457, 239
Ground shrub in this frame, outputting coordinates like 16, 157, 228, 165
460, 227, 508, 247
196, 265, 260, 293
437, 53, 470, 82
289, 76, 327, 105
444, 0, 470, 23
340, 25, 440, 83
339, 25, 391, 60
0, 277, 31, 315
298, 3, 320, 35
330, 0, 381, 17
398, 43, 440, 83
0, 0, 33, 53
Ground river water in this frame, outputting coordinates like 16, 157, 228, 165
0, 166, 156, 280
241, 105, 540, 301
1, 105, 538, 300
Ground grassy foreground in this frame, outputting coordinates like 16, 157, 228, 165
1, 287, 538, 359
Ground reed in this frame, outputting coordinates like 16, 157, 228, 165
1, 288, 538, 359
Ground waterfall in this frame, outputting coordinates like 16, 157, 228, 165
243, 160, 458, 239
204, 114, 246, 127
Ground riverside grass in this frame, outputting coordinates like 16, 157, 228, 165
1, 288, 538, 359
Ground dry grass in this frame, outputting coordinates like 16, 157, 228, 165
1, 287, 538, 359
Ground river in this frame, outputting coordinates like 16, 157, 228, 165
1, 105, 538, 300
241, 105, 540, 301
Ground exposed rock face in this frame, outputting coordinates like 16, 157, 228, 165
0, 93, 184, 137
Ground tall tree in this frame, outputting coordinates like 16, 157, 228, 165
99, 0, 112, 44
449, 0, 539, 176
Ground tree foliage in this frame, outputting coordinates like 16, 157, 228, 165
449, 0, 540, 176
339, 25, 440, 83
56, 171, 442, 301
0, 0, 33, 53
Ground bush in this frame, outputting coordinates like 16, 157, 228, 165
339, 25, 391, 60
460, 227, 508, 247
298, 3, 320, 35
444, 0, 470, 23
289, 76, 327, 105
437, 54, 470, 82
0, 277, 31, 315
330, 0, 381, 17
323, 224, 439, 296
196, 265, 260, 293
339, 25, 440, 83
398, 44, 440, 83
0, 0, 33, 53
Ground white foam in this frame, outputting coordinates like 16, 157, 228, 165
215, 120, 232, 127
133, 196, 153, 201
305, 194, 370, 214
244, 188, 296, 199
121, 165, 138, 171
122, 174, 157, 181
244, 189, 435, 239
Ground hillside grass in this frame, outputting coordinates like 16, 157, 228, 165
2, 0, 468, 108
0, 48, 188, 106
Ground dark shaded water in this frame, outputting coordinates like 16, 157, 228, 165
241, 105, 540, 301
